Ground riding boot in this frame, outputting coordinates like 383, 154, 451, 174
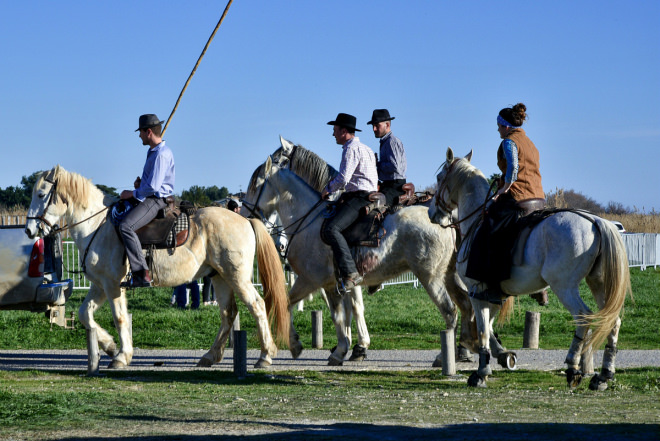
120, 269, 153, 288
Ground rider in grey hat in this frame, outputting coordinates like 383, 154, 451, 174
368, 109, 407, 207
119, 114, 175, 288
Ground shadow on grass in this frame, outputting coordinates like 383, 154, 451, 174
53, 422, 660, 441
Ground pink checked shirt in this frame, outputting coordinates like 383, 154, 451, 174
325, 137, 378, 194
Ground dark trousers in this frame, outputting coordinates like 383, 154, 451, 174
202, 275, 215, 302
379, 179, 406, 207
119, 196, 166, 273
175, 282, 200, 309
320, 192, 370, 278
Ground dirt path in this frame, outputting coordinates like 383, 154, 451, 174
1, 348, 659, 372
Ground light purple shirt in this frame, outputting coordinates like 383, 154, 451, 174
325, 137, 378, 194
134, 141, 175, 201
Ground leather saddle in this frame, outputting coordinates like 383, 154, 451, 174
396, 183, 434, 207
114, 197, 194, 250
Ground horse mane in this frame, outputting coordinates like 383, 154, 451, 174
43, 165, 105, 210
249, 144, 339, 194
284, 145, 338, 193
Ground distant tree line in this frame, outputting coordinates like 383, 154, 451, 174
0, 171, 230, 210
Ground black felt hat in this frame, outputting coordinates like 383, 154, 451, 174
327, 113, 361, 132
135, 114, 164, 132
367, 109, 395, 125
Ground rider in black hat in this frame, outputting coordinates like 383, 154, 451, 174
320, 113, 378, 295
119, 114, 175, 288
368, 109, 407, 207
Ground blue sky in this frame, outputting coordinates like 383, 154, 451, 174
1, 1, 659, 211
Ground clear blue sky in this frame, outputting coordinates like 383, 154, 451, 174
1, 1, 659, 211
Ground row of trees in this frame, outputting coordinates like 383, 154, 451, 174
0, 172, 231, 210
0, 171, 632, 214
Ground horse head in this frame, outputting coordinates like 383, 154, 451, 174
25, 166, 69, 238
428, 148, 473, 225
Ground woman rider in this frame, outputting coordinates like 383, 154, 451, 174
467, 103, 548, 305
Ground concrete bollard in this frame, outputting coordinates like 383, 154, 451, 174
440, 329, 456, 376
581, 345, 594, 374
232, 330, 247, 379
228, 313, 241, 348
523, 311, 541, 349
86, 328, 100, 376
311, 310, 323, 349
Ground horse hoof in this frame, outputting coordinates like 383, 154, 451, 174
290, 343, 303, 359
456, 346, 474, 363
104, 343, 119, 358
566, 367, 583, 389
196, 357, 214, 368
467, 372, 487, 388
254, 358, 272, 369
588, 374, 609, 391
497, 352, 517, 370
108, 359, 127, 369
432, 357, 442, 368
328, 354, 344, 366
348, 345, 367, 362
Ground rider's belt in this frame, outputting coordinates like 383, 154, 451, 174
516, 198, 546, 216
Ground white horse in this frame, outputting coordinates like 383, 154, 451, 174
25, 165, 289, 369
428, 148, 631, 390
242, 138, 479, 366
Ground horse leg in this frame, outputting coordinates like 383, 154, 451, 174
348, 285, 369, 361
417, 277, 458, 368
553, 286, 592, 388
234, 280, 278, 368
444, 271, 478, 361
197, 279, 235, 367
326, 289, 350, 366
287, 277, 321, 359
467, 297, 492, 387
586, 276, 620, 391
78, 284, 119, 358
106, 287, 133, 368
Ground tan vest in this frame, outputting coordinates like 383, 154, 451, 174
497, 129, 544, 201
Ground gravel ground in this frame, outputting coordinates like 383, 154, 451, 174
1, 348, 659, 372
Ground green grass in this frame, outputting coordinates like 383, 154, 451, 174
0, 268, 658, 351
0, 368, 658, 440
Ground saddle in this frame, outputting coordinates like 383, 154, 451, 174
396, 183, 433, 207
466, 207, 558, 284
113, 198, 195, 250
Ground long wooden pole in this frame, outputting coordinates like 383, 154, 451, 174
162, 0, 234, 136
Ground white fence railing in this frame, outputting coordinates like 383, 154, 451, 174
62, 241, 421, 290
620, 233, 660, 270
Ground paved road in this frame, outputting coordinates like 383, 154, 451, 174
1, 348, 659, 372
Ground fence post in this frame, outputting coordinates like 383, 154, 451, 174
232, 330, 247, 379
440, 329, 456, 376
311, 310, 323, 348
523, 311, 540, 349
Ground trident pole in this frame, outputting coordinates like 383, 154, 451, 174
161, 0, 234, 137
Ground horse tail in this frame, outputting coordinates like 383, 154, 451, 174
582, 218, 632, 351
249, 218, 290, 348
496, 296, 515, 325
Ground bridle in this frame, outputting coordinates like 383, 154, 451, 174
434, 159, 496, 236
26, 176, 60, 233
241, 145, 325, 260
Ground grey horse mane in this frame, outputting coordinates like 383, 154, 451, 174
286, 145, 338, 192
249, 144, 338, 194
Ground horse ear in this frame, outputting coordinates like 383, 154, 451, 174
465, 149, 473, 162
446, 147, 454, 163
279, 135, 294, 154
264, 156, 273, 177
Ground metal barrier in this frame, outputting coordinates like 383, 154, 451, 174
62, 241, 421, 290
62, 233, 659, 291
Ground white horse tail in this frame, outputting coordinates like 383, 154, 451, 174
249, 218, 291, 348
583, 218, 632, 351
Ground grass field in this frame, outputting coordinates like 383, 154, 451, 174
0, 268, 658, 352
